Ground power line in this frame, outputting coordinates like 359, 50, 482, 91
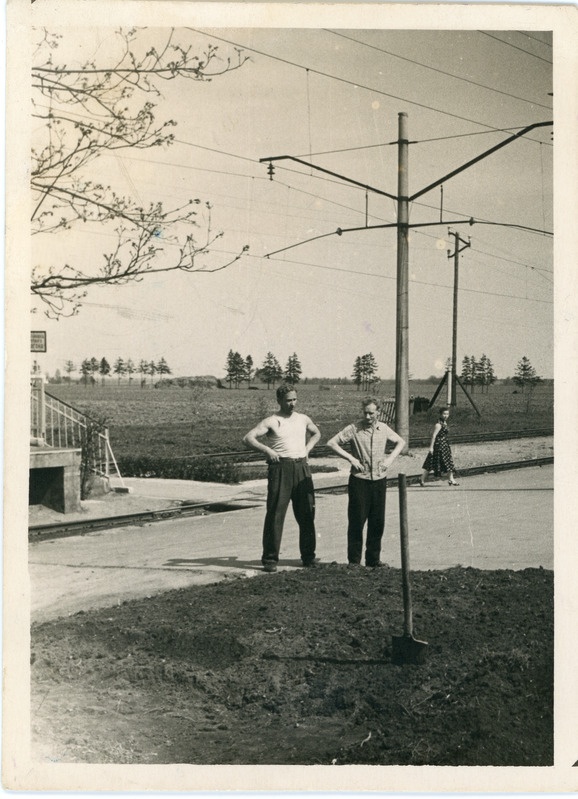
477, 31, 553, 64
186, 28, 552, 142
118, 148, 552, 281
411, 225, 552, 276
244, 250, 553, 304
37, 104, 552, 208
521, 31, 552, 48
409, 127, 549, 146
325, 30, 552, 110
174, 137, 255, 164
77, 129, 553, 285
298, 126, 547, 158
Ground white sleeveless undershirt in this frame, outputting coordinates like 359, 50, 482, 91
267, 412, 309, 458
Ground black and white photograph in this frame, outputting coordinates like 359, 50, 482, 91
3, 0, 578, 793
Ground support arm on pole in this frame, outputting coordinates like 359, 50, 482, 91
409, 121, 552, 202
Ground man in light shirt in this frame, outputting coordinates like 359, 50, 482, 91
243, 384, 321, 573
327, 396, 405, 568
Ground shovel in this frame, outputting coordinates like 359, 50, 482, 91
392, 473, 428, 665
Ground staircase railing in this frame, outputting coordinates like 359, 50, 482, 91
30, 376, 125, 486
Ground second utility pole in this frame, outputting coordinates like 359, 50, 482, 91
395, 112, 410, 452
448, 229, 470, 406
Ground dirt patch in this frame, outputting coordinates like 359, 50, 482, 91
31, 563, 552, 766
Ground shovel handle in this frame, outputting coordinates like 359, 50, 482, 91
398, 473, 413, 637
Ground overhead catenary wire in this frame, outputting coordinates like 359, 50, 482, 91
297, 125, 550, 158
81, 134, 552, 287
253, 250, 553, 304
120, 146, 553, 271
186, 27, 552, 143
325, 29, 552, 111
39, 102, 551, 210
90, 147, 554, 283
35, 36, 552, 301
521, 32, 552, 48
477, 31, 553, 64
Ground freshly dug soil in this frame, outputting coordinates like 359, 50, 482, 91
31, 563, 552, 766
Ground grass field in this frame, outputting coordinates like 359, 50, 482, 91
47, 380, 554, 459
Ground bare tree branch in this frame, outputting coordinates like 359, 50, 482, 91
31, 27, 250, 317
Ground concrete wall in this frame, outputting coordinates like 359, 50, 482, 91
29, 448, 82, 514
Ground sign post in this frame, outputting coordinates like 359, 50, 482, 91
31, 331, 47, 353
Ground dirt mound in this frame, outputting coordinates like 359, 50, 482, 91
31, 564, 553, 766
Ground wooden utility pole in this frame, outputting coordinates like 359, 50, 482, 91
448, 229, 470, 406
260, 118, 550, 437
395, 112, 410, 452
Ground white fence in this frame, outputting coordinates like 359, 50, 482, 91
30, 376, 124, 484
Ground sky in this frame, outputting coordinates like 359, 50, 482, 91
29, 21, 554, 382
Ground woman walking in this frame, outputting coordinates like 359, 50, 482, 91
420, 407, 459, 486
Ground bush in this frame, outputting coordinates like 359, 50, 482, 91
116, 456, 340, 484
117, 455, 242, 483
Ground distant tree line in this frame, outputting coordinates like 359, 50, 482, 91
460, 354, 497, 393
49, 357, 172, 386
224, 350, 303, 389
459, 354, 543, 394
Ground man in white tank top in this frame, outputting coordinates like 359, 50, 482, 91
243, 385, 321, 572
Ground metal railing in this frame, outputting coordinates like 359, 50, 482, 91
30, 376, 125, 485
378, 399, 396, 425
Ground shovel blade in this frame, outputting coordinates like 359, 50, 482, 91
391, 633, 429, 665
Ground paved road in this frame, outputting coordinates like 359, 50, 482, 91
29, 465, 553, 622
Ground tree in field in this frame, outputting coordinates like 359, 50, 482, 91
80, 358, 92, 385
138, 359, 149, 388
513, 356, 542, 392
257, 352, 283, 389
113, 357, 126, 384
64, 359, 76, 381
31, 28, 249, 317
156, 357, 172, 380
224, 350, 246, 388
353, 353, 379, 392
244, 355, 255, 387
89, 357, 100, 387
99, 357, 111, 385
460, 355, 478, 391
362, 353, 379, 391
125, 358, 135, 384
148, 360, 158, 385
477, 354, 497, 393
460, 355, 471, 386
284, 353, 302, 385
351, 356, 363, 391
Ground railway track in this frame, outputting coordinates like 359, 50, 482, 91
181, 428, 554, 461
29, 453, 553, 542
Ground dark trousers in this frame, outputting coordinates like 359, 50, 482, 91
262, 459, 316, 565
347, 475, 386, 565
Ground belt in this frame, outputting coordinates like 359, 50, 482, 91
276, 457, 306, 462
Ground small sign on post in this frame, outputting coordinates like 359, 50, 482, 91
31, 331, 47, 353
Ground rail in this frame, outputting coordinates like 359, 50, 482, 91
164, 427, 554, 462
28, 455, 554, 541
